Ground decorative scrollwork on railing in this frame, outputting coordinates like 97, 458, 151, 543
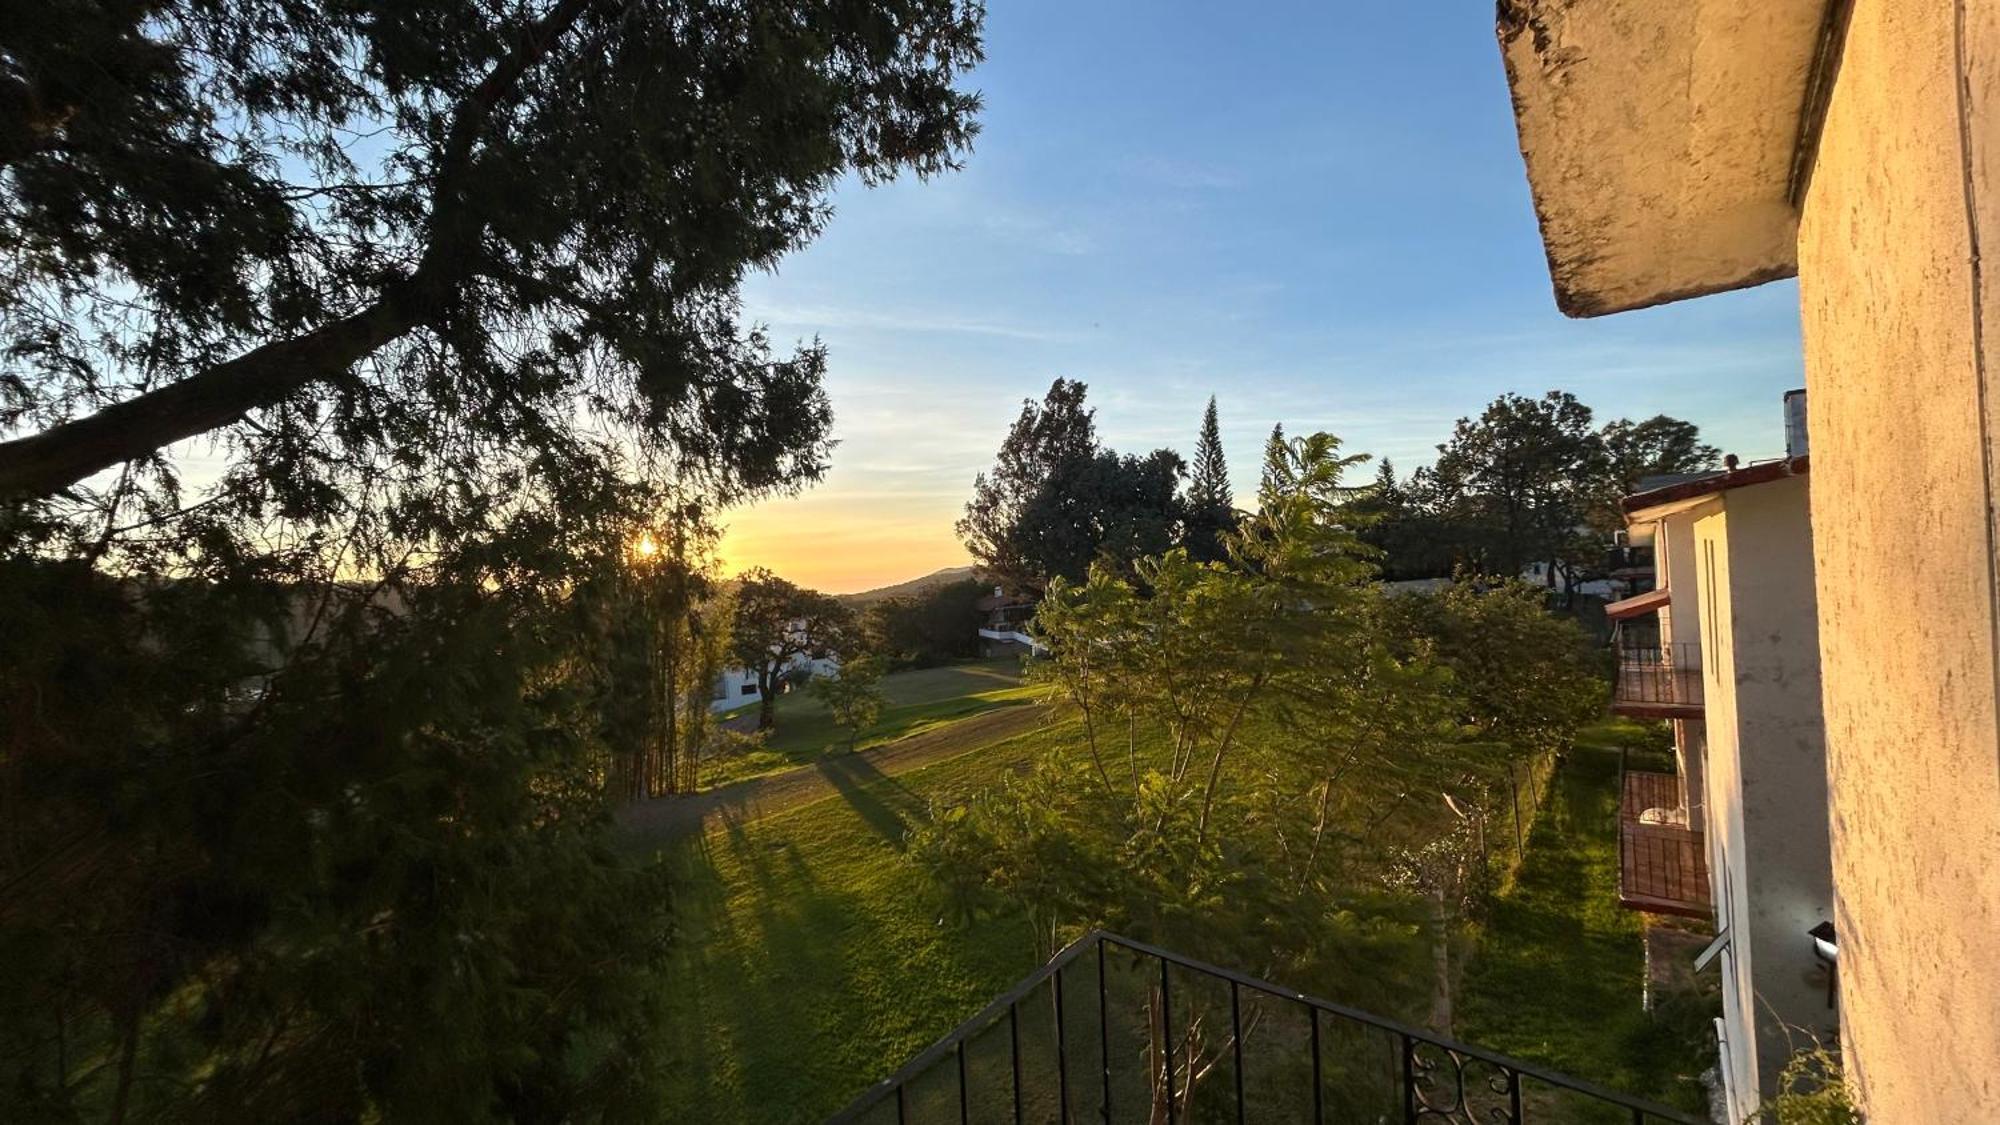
1408, 1038, 1522, 1124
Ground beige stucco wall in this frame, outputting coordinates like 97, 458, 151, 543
1692, 507, 1759, 1118
1798, 0, 2000, 1117
1694, 479, 1834, 1115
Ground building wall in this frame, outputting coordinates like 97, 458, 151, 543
1657, 509, 1703, 653
1696, 480, 1835, 1112
708, 654, 840, 714
1797, 0, 2000, 1116
1691, 507, 1759, 1119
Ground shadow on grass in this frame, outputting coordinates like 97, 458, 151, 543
814, 752, 924, 844
651, 760, 1038, 1122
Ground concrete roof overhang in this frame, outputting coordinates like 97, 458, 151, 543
1496, 1, 1844, 316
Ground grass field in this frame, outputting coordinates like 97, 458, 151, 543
645, 717, 1070, 1121
700, 658, 1041, 787
1458, 719, 1716, 1116
647, 703, 1712, 1123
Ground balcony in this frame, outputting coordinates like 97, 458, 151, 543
831, 931, 1701, 1124
1618, 771, 1712, 919
1603, 544, 1656, 575
1612, 643, 1703, 719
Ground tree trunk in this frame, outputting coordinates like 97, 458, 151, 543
1428, 884, 1454, 1037
757, 667, 778, 730
1508, 760, 1526, 856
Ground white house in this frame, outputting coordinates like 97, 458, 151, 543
708, 651, 839, 714
1606, 393, 1833, 1120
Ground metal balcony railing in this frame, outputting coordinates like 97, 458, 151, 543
1613, 644, 1703, 713
828, 930, 1701, 1125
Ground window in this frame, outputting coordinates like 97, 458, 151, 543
741, 683, 758, 697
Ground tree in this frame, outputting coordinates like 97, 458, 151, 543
0, 1, 982, 514
589, 505, 730, 800
0, 4, 984, 1117
916, 430, 1458, 1042
729, 568, 853, 731
1596, 415, 1721, 532
1184, 397, 1236, 562
864, 577, 986, 668
811, 656, 887, 750
1428, 391, 1607, 590
957, 379, 1185, 591
1354, 459, 1455, 581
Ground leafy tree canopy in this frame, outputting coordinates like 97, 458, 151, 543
0, 2, 984, 1118
810, 655, 886, 750
863, 575, 986, 668
957, 378, 1186, 592
3, 0, 984, 570
1366, 393, 1719, 587
728, 566, 854, 730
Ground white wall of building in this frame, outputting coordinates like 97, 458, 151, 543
708, 653, 840, 714
1691, 476, 1834, 1114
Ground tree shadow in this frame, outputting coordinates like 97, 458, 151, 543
814, 753, 925, 844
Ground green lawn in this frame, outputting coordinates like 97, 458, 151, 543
700, 658, 1041, 787
1457, 718, 1716, 1117
643, 717, 1071, 1122
647, 710, 1715, 1122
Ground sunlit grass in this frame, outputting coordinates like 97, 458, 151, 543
1457, 719, 1716, 1115
699, 658, 1040, 787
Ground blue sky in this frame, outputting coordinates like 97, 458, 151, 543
723, 1, 1806, 592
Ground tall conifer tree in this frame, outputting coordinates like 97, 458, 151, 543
1184, 397, 1237, 561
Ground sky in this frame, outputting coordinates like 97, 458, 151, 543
717, 2, 1807, 593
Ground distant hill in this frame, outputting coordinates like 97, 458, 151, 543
838, 566, 981, 608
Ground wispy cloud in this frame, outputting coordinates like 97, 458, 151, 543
751, 301, 1081, 343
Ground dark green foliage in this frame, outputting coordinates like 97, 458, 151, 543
2, 0, 983, 518
1427, 391, 1605, 582
809, 656, 886, 750
920, 433, 1459, 1011
0, 2, 986, 1117
1184, 396, 1236, 562
957, 379, 1186, 592
0, 557, 674, 1122
1377, 577, 1607, 756
863, 576, 987, 668
1364, 394, 1719, 587
1353, 459, 1458, 580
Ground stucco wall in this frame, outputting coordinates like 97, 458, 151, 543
1693, 507, 1759, 1118
1797, 0, 2000, 1116
1700, 479, 1835, 1110
1658, 509, 1703, 652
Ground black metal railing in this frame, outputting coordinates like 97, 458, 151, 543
1613, 643, 1703, 710
828, 931, 1703, 1124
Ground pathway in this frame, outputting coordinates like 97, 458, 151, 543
616, 702, 1047, 840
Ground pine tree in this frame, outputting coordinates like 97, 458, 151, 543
1258, 423, 1289, 500
1184, 397, 1237, 561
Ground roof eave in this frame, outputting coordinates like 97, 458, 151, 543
1496, 0, 1833, 317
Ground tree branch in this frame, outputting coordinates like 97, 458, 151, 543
0, 0, 604, 502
